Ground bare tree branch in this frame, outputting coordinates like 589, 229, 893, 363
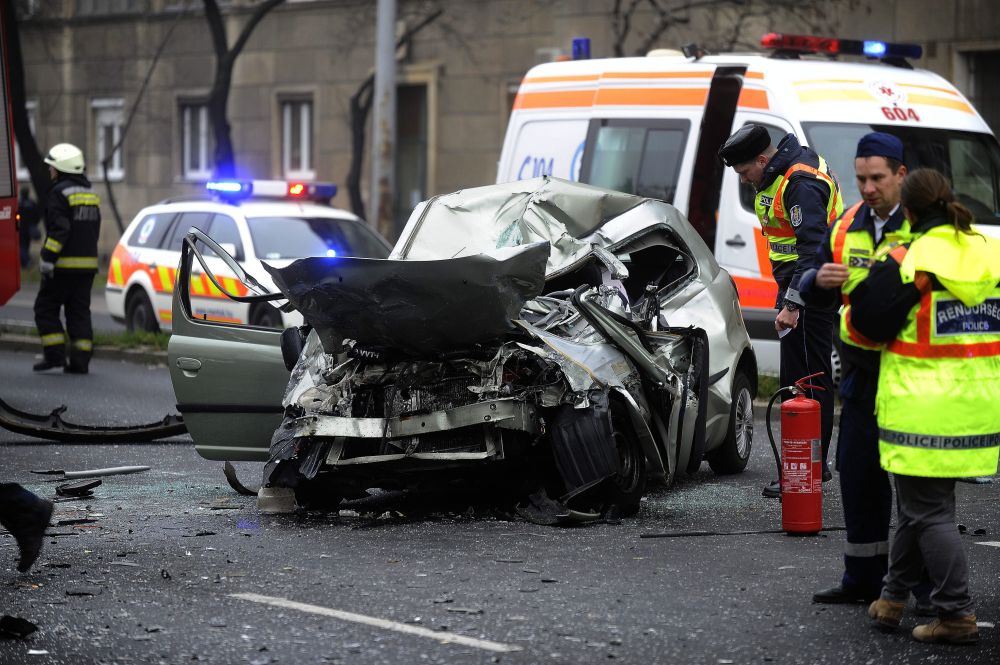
346, 8, 443, 222
101, 5, 189, 234
203, 0, 286, 177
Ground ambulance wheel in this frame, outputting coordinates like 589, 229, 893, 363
708, 370, 753, 475
250, 303, 282, 329
126, 290, 159, 333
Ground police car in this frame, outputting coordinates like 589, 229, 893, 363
105, 180, 391, 332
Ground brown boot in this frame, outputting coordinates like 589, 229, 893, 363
912, 615, 979, 645
868, 598, 905, 630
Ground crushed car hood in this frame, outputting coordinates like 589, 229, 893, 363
261, 242, 549, 355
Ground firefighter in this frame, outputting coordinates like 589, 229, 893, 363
799, 132, 924, 605
852, 168, 1000, 645
33, 143, 101, 374
0, 483, 54, 572
719, 125, 842, 482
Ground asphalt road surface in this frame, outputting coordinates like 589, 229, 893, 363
0, 349, 997, 664
0, 279, 122, 333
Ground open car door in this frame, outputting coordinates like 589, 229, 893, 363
168, 230, 289, 461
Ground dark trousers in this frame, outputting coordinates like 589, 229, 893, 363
882, 475, 973, 617
779, 306, 835, 462
33, 270, 95, 369
836, 396, 892, 592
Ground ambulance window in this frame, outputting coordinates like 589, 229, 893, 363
127, 213, 175, 249
167, 211, 213, 252
202, 214, 244, 261
580, 119, 689, 203
737, 123, 787, 212
803, 123, 1000, 224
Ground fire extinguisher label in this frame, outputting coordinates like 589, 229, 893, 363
782, 438, 818, 494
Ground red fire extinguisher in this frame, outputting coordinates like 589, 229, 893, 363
764, 372, 825, 535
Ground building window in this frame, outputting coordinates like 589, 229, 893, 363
181, 103, 212, 180
15, 101, 37, 181
281, 98, 314, 179
92, 98, 124, 181
76, 0, 146, 15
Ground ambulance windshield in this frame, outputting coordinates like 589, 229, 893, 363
803, 123, 1000, 225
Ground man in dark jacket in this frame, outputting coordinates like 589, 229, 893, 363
719, 125, 842, 483
33, 142, 101, 374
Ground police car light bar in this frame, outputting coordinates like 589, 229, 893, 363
206, 180, 253, 197
206, 179, 337, 202
761, 33, 922, 61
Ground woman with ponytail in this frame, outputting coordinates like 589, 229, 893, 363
849, 168, 1000, 645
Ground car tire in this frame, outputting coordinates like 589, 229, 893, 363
125, 290, 159, 333
707, 370, 754, 475
608, 404, 646, 515
293, 474, 343, 512
250, 303, 283, 329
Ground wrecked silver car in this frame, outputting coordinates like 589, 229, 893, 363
168, 177, 756, 520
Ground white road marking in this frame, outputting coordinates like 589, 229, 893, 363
974, 541, 1000, 548
229, 592, 522, 653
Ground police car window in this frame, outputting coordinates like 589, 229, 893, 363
579, 119, 690, 203
127, 213, 175, 249
737, 123, 787, 213
246, 216, 390, 260
202, 214, 244, 260
167, 211, 213, 252
803, 122, 1000, 225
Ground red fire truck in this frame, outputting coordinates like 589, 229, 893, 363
0, 7, 19, 305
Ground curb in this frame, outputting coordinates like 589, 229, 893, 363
0, 332, 168, 366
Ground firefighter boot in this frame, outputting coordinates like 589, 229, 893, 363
0, 484, 54, 572
64, 359, 90, 375
912, 616, 979, 645
868, 598, 905, 631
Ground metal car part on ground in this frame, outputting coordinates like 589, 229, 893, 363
0, 396, 185, 442
168, 177, 757, 522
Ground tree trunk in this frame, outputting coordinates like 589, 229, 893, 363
347, 77, 374, 220
209, 56, 237, 178
3, 2, 49, 201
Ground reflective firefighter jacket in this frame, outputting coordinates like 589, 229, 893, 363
41, 174, 101, 272
754, 134, 843, 307
829, 202, 911, 351
853, 221, 1000, 478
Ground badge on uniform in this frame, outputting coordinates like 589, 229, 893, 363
790, 205, 803, 227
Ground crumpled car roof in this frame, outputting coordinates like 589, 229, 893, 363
391, 176, 648, 275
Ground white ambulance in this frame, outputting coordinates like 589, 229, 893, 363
497, 33, 1000, 374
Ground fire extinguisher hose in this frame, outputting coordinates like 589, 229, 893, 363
764, 385, 795, 493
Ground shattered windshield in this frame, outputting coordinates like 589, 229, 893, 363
247, 216, 390, 260
803, 123, 1000, 225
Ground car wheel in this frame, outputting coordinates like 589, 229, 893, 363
125, 290, 159, 333
608, 404, 646, 515
293, 473, 344, 512
707, 370, 754, 475
830, 337, 843, 391
250, 304, 283, 329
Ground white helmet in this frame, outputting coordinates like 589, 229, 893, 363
44, 143, 85, 174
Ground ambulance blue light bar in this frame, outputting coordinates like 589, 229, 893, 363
761, 33, 922, 61
206, 179, 337, 202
